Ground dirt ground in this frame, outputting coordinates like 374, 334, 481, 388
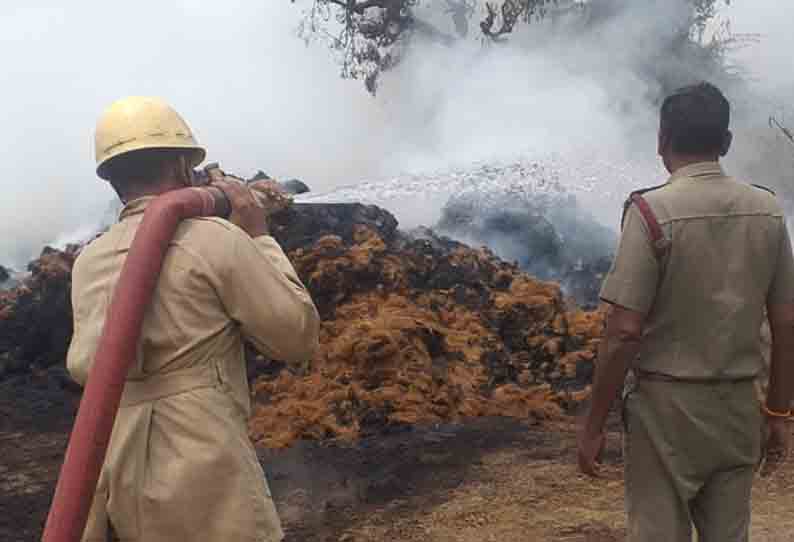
2, 370, 794, 542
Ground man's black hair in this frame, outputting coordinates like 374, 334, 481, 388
660, 82, 731, 156
104, 148, 187, 198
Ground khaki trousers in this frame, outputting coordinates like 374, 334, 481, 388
623, 377, 762, 542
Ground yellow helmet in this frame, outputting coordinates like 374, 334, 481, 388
94, 96, 206, 180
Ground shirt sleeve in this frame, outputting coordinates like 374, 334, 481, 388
218, 232, 321, 365
599, 203, 660, 314
65, 253, 95, 386
768, 219, 794, 305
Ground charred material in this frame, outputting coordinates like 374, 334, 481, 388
0, 198, 604, 449
269, 202, 399, 253
560, 256, 612, 310
279, 179, 311, 195
0, 265, 23, 292
0, 247, 78, 379
437, 190, 616, 308
248, 222, 603, 447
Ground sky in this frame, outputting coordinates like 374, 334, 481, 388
0, 1, 388, 265
0, 1, 792, 267
724, 1, 794, 94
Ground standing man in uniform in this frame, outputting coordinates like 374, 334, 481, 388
67, 96, 321, 541
578, 82, 794, 541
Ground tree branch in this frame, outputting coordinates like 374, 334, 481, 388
326, 0, 402, 14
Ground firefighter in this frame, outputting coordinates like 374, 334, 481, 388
578, 82, 794, 541
66, 96, 320, 541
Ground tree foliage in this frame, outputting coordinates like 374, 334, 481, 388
292, 0, 734, 94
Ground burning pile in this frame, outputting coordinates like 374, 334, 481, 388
0, 246, 79, 378
0, 200, 605, 448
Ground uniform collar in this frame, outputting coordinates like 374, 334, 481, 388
668, 161, 725, 183
119, 196, 156, 222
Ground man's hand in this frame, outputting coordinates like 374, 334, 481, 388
213, 179, 270, 238
760, 417, 790, 478
577, 303, 643, 478
248, 180, 292, 216
577, 424, 606, 477
764, 301, 794, 477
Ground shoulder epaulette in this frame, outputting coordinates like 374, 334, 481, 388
620, 184, 670, 261
620, 184, 666, 230
751, 184, 776, 196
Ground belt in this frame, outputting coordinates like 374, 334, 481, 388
120, 362, 222, 408
634, 369, 757, 384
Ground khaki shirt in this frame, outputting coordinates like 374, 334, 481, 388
600, 162, 794, 380
67, 196, 320, 542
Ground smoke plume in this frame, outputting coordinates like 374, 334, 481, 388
0, 1, 792, 267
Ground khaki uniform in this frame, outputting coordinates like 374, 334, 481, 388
67, 197, 320, 542
600, 162, 794, 542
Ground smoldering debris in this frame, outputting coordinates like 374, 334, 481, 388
436, 187, 616, 308
244, 208, 605, 448
0, 193, 605, 449
0, 264, 30, 292
306, 158, 619, 308
0, 247, 78, 379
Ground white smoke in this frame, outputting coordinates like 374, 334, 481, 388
0, 1, 792, 267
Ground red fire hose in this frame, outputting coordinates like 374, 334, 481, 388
41, 186, 231, 542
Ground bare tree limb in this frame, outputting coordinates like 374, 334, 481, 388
294, 0, 732, 94
771, 116, 794, 148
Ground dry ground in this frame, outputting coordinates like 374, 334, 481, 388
2, 372, 794, 542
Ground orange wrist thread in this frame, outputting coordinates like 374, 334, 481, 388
762, 404, 792, 418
